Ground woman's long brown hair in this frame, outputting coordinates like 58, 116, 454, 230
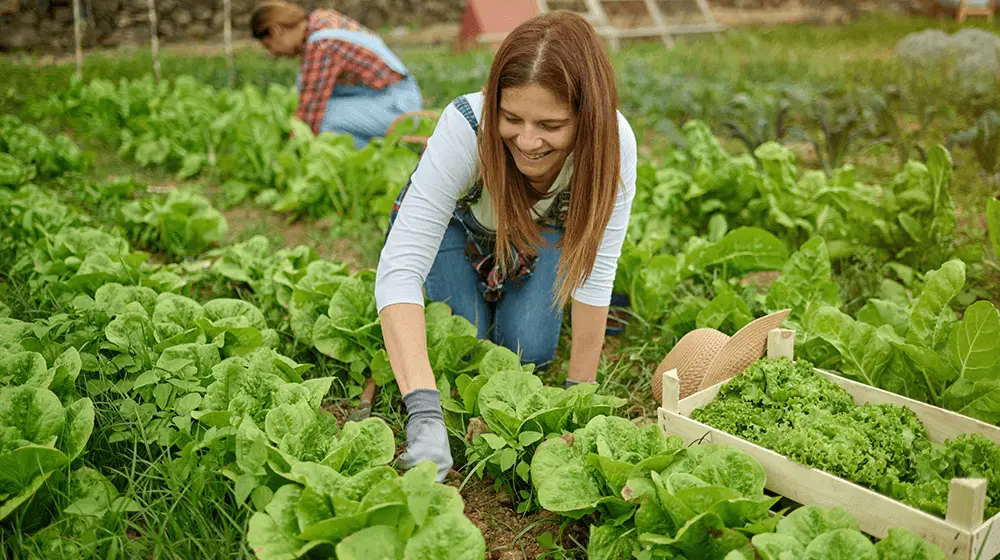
479, 10, 620, 308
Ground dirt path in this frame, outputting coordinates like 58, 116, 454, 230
221, 205, 370, 272
452, 478, 588, 559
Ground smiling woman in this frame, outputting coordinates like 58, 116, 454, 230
373, 10, 638, 482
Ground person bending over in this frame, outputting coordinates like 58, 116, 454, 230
375, 11, 637, 482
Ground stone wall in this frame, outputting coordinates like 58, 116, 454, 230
0, 0, 924, 52
0, 0, 467, 51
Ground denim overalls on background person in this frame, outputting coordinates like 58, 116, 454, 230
296, 28, 423, 149
385, 97, 566, 368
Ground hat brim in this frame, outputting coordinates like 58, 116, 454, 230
697, 309, 791, 391
652, 328, 730, 404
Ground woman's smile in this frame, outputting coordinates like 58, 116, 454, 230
515, 146, 554, 162
498, 83, 577, 191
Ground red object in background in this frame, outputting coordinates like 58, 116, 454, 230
456, 0, 540, 51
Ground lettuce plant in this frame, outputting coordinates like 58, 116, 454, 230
119, 189, 228, 257
247, 461, 486, 560
0, 386, 94, 521
451, 363, 626, 513
813, 259, 1000, 421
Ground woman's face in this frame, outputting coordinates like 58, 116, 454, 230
261, 25, 301, 58
498, 83, 577, 191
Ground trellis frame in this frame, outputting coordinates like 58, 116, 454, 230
537, 0, 723, 50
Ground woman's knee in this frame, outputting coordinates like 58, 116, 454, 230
493, 317, 561, 368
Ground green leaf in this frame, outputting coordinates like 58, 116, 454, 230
530, 435, 581, 494
857, 300, 909, 337
697, 290, 753, 334
0, 448, 64, 520
335, 525, 403, 559
536, 464, 605, 515
326, 418, 395, 475
518, 431, 542, 447
477, 371, 545, 440
403, 512, 486, 560
766, 237, 841, 324
0, 352, 51, 388
369, 350, 395, 386
988, 198, 1000, 259
941, 379, 1000, 424
907, 260, 965, 350
690, 445, 766, 498
60, 398, 95, 461
777, 506, 858, 548
812, 307, 892, 387
803, 528, 876, 560
947, 301, 1000, 382
478, 346, 522, 376
498, 448, 517, 472
689, 227, 789, 278
587, 524, 639, 560
752, 533, 806, 560
0, 386, 65, 446
643, 511, 750, 559
177, 153, 207, 180
246, 487, 310, 560
874, 527, 946, 560
479, 433, 507, 451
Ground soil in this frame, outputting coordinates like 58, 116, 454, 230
221, 205, 367, 272
449, 477, 588, 559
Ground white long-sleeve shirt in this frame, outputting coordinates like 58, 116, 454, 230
374, 92, 637, 313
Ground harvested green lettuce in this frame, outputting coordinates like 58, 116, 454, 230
693, 357, 1000, 520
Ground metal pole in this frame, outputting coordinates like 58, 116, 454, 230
224, 0, 233, 88
72, 0, 83, 80
148, 0, 161, 83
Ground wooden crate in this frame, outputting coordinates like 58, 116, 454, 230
657, 328, 1000, 560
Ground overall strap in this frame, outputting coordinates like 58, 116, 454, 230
451, 95, 483, 207
306, 27, 409, 76
452, 96, 479, 133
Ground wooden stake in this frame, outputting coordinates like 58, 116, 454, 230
947, 478, 987, 530
224, 0, 233, 87
767, 329, 795, 360
72, 0, 83, 80
148, 0, 160, 83
661, 369, 679, 413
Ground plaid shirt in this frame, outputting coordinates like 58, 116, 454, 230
296, 9, 406, 135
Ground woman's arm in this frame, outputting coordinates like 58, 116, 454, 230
375, 99, 478, 391
566, 114, 638, 383
567, 300, 609, 383
380, 303, 436, 394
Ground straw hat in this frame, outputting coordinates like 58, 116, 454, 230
651, 309, 791, 403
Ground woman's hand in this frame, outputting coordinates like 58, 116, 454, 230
397, 388, 453, 482
380, 303, 453, 482
567, 299, 609, 384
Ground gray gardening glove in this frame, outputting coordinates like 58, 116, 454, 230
398, 388, 453, 483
